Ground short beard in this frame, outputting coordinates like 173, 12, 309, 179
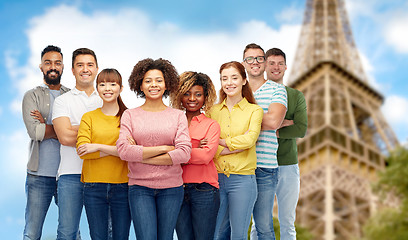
44, 70, 62, 85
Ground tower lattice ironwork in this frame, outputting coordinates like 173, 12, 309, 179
288, 0, 399, 239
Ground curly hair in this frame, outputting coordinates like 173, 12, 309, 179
170, 71, 217, 113
219, 61, 256, 105
128, 58, 179, 98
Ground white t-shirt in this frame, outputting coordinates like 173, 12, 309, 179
52, 87, 102, 177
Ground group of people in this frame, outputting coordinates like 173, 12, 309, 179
22, 43, 307, 240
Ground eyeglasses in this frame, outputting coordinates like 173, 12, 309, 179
243, 56, 265, 64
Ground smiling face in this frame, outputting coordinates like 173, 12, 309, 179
140, 69, 166, 100
40, 51, 64, 86
97, 80, 122, 104
72, 54, 99, 88
243, 48, 265, 79
181, 85, 205, 115
221, 66, 246, 99
265, 55, 287, 84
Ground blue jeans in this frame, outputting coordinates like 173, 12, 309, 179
23, 173, 57, 240
176, 183, 220, 240
84, 182, 131, 240
57, 174, 83, 240
276, 164, 300, 240
251, 167, 279, 240
128, 185, 184, 240
214, 174, 257, 240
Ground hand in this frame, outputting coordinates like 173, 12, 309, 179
280, 119, 294, 128
31, 110, 45, 123
219, 139, 227, 147
127, 135, 136, 145
199, 138, 208, 148
164, 145, 175, 152
77, 143, 99, 156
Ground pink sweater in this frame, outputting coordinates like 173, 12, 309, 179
117, 107, 192, 189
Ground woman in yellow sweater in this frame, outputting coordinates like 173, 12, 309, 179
76, 68, 130, 240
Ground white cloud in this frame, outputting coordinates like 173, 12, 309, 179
358, 51, 384, 91
382, 95, 408, 126
384, 14, 408, 54
276, 5, 304, 24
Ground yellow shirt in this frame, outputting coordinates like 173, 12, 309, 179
207, 98, 263, 176
77, 108, 128, 183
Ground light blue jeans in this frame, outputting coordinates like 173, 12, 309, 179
57, 174, 83, 240
276, 164, 300, 240
214, 173, 257, 240
251, 167, 279, 240
23, 173, 57, 240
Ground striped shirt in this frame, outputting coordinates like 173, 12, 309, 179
253, 80, 287, 168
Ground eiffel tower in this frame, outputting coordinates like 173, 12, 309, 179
287, 0, 399, 239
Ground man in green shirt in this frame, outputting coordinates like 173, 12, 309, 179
265, 48, 308, 240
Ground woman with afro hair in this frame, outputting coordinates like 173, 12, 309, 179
116, 58, 192, 240
171, 71, 221, 240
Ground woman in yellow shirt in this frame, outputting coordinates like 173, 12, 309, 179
207, 61, 263, 240
76, 69, 130, 240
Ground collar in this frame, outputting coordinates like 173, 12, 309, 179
221, 97, 249, 111
72, 87, 98, 96
191, 113, 206, 123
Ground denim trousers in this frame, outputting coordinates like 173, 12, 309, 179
57, 174, 83, 240
276, 164, 300, 240
23, 173, 57, 240
175, 183, 220, 240
251, 167, 279, 240
128, 184, 184, 240
83, 182, 131, 240
214, 173, 257, 240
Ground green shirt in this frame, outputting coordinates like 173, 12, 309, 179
277, 86, 308, 165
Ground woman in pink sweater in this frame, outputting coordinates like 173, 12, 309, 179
116, 58, 191, 240
171, 72, 221, 240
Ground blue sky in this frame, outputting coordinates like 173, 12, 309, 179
1, 0, 407, 239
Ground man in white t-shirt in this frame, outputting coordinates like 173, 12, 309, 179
52, 48, 102, 240
242, 43, 287, 240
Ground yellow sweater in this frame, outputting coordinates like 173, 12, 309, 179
77, 108, 128, 183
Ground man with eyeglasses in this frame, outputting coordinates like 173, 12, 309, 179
242, 43, 287, 240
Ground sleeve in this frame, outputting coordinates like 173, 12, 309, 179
52, 95, 69, 120
188, 121, 221, 165
272, 84, 288, 108
167, 112, 192, 165
22, 90, 45, 141
226, 106, 264, 151
76, 112, 100, 160
279, 91, 308, 139
116, 110, 144, 162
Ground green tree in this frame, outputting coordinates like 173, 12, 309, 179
362, 146, 408, 240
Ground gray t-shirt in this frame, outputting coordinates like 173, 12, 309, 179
28, 89, 61, 177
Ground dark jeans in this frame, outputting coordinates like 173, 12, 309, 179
128, 184, 184, 240
84, 182, 131, 240
176, 183, 220, 240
